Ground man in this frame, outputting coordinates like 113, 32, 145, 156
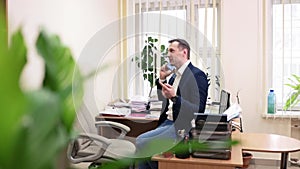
136, 38, 209, 169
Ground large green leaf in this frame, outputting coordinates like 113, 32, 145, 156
35, 30, 84, 131
292, 74, 300, 83
0, 2, 7, 51
9, 29, 28, 75
16, 89, 67, 169
0, 29, 28, 168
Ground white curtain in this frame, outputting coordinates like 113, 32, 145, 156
122, 0, 222, 101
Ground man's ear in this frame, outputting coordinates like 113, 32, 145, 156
183, 49, 187, 55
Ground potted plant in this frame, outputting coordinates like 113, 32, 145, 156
133, 36, 168, 94
283, 74, 300, 111
242, 151, 253, 168
206, 66, 221, 101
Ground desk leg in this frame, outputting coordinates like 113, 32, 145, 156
280, 152, 288, 169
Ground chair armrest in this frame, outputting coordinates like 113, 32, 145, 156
78, 133, 112, 145
95, 121, 131, 138
67, 133, 112, 163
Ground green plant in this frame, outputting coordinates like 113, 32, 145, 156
0, 13, 83, 169
283, 74, 300, 111
134, 36, 168, 88
206, 67, 220, 89
206, 67, 221, 101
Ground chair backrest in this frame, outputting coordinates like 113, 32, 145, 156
67, 120, 136, 167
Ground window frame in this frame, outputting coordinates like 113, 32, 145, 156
266, 0, 300, 113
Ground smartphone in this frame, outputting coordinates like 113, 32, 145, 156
166, 63, 176, 71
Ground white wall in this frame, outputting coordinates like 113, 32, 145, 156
8, 0, 120, 130
8, 0, 119, 59
222, 0, 291, 159
222, 0, 291, 135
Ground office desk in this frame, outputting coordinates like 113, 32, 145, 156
152, 142, 243, 169
95, 114, 158, 138
153, 133, 300, 169
236, 133, 300, 169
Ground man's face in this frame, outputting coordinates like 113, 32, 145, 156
167, 41, 185, 68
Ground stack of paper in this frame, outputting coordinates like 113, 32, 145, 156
149, 101, 163, 111
130, 96, 148, 113
99, 108, 126, 117
107, 99, 130, 108
223, 103, 242, 121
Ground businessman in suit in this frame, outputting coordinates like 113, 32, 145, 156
136, 38, 209, 169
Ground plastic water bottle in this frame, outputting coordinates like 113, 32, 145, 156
267, 89, 276, 114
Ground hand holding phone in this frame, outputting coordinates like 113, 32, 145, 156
160, 64, 173, 80
166, 63, 176, 71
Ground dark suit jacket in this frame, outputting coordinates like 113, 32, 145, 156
155, 62, 208, 134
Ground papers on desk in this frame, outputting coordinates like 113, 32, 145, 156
128, 113, 159, 119
107, 99, 130, 108
231, 120, 242, 131
99, 111, 125, 117
149, 101, 163, 111
99, 107, 131, 117
129, 95, 148, 113
223, 103, 242, 121
101, 96, 162, 119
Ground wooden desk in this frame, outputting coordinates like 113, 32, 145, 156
95, 114, 158, 138
152, 142, 243, 169
236, 133, 300, 169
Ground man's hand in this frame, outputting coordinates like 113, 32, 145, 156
159, 64, 173, 80
159, 81, 176, 99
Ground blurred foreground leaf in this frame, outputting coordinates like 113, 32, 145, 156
0, 28, 28, 168
0, 19, 83, 169
36, 30, 84, 132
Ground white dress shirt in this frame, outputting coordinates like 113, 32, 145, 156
167, 60, 191, 121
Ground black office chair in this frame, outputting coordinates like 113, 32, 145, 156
67, 121, 136, 168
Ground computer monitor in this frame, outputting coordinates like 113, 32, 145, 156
219, 90, 230, 114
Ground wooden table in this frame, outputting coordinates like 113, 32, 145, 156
236, 133, 300, 169
95, 114, 159, 138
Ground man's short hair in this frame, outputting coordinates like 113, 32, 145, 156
168, 38, 190, 59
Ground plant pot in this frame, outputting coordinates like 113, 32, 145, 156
242, 152, 253, 168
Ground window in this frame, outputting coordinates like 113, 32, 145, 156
268, 0, 300, 113
142, 10, 186, 50
126, 0, 222, 101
